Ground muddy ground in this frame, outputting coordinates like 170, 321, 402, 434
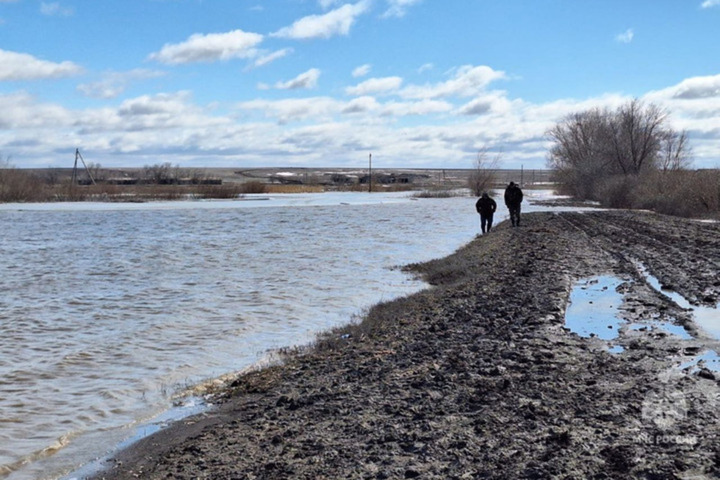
91, 210, 720, 480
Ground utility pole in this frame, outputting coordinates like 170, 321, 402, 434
72, 148, 97, 186
368, 153, 372, 193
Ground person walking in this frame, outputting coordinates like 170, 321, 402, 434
475, 192, 497, 234
504, 181, 524, 227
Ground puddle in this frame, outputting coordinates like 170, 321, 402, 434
635, 262, 720, 339
565, 275, 695, 353
679, 350, 720, 373
628, 322, 693, 340
565, 276, 625, 343
565, 267, 719, 372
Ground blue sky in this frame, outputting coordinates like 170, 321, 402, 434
1, 0, 720, 169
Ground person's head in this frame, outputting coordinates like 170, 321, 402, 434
509, 181, 515, 187
481, 192, 489, 198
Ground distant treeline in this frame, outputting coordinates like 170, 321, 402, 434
0, 161, 267, 202
547, 99, 720, 218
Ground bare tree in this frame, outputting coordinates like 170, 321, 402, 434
468, 147, 500, 196
658, 129, 692, 172
607, 99, 666, 175
546, 99, 691, 201
86, 162, 105, 182
143, 162, 179, 184
547, 108, 611, 198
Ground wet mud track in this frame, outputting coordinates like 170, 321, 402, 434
94, 211, 720, 480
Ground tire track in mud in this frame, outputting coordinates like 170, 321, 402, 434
558, 210, 720, 341
558, 211, 720, 307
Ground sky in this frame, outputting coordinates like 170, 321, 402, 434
1, 0, 720, 170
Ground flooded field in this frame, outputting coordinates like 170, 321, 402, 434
0, 190, 576, 480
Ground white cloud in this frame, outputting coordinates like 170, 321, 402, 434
148, 29, 263, 65
274, 68, 321, 90
615, 28, 634, 44
40, 2, 74, 16
252, 48, 293, 68
272, 1, 370, 40
239, 97, 339, 124
0, 49, 82, 81
701, 0, 720, 8
400, 65, 506, 99
457, 93, 512, 116
352, 64, 372, 78
381, 99, 452, 116
341, 96, 380, 114
118, 92, 195, 117
648, 74, 720, 100
107, 92, 230, 134
0, 92, 72, 129
418, 63, 434, 74
458, 98, 494, 116
382, 0, 422, 18
6, 64, 720, 170
77, 69, 166, 99
346, 76, 403, 96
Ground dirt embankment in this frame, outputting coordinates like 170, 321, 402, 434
92, 211, 720, 480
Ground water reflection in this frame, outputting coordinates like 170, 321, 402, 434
634, 262, 720, 339
565, 263, 720, 374
564, 275, 625, 345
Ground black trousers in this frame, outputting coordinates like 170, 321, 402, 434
508, 205, 521, 226
480, 213, 494, 233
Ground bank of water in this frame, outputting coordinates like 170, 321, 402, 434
1, 190, 584, 480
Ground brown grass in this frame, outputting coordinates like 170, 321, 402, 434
195, 184, 247, 199
595, 169, 720, 218
265, 184, 324, 194
0, 168, 51, 202
334, 183, 421, 193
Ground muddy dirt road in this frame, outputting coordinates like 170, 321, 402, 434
92, 211, 720, 479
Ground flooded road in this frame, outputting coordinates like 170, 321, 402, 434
1, 190, 576, 480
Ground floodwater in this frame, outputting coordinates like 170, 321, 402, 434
1, 189, 576, 480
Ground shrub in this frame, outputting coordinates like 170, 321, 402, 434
468, 148, 500, 196
196, 184, 246, 199
0, 163, 51, 202
595, 175, 640, 209
594, 169, 720, 218
239, 181, 268, 194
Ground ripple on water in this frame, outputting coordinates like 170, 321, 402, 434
1, 191, 584, 479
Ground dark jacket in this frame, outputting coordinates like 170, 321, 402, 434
504, 183, 523, 207
476, 195, 497, 216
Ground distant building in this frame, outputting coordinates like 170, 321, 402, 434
358, 173, 429, 185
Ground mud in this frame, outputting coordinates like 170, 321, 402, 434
91, 210, 720, 479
